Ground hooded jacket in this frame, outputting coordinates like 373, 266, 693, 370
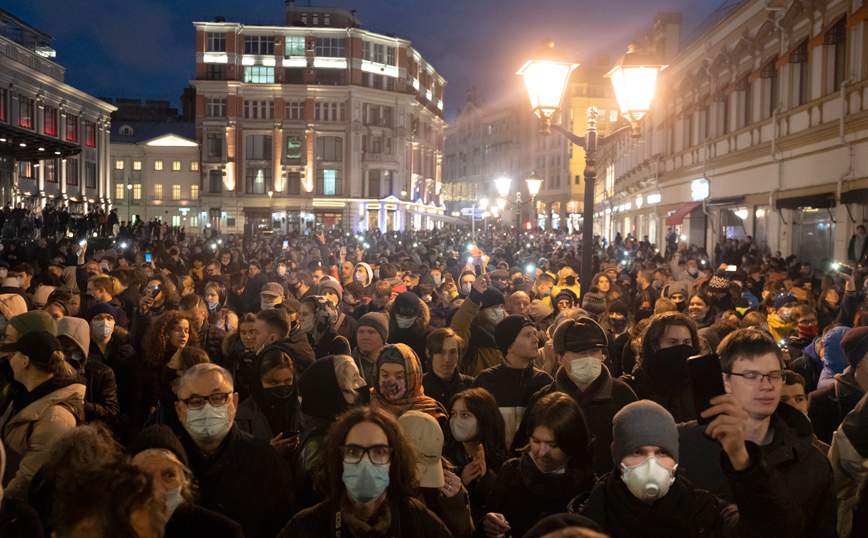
809, 366, 865, 446
830, 391, 868, 537
819, 325, 852, 390
0, 293, 26, 322
58, 316, 119, 424
387, 298, 432, 365
353, 262, 373, 287
791, 336, 824, 394
370, 343, 446, 423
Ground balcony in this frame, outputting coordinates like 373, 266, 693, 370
363, 153, 397, 163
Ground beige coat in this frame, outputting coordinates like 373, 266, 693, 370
1, 382, 84, 502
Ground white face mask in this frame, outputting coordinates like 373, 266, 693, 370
185, 403, 232, 443
277, 266, 287, 276
300, 319, 315, 334
0, 269, 7, 279
165, 486, 183, 517
450, 417, 478, 442
487, 307, 504, 325
432, 275, 442, 286
620, 456, 677, 503
396, 316, 415, 329
261, 301, 275, 311
568, 356, 602, 384
355, 272, 366, 284
461, 283, 472, 296
92, 319, 115, 339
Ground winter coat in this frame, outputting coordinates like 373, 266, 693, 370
809, 367, 866, 445
819, 325, 851, 390
829, 391, 868, 538
196, 319, 228, 369
165, 504, 243, 538
80, 360, 119, 424
283, 324, 316, 376
279, 497, 451, 538
677, 404, 837, 538
422, 369, 474, 412
471, 363, 552, 450
575, 442, 803, 538
180, 425, 293, 538
476, 453, 596, 538
1, 380, 85, 502
791, 336, 823, 394
451, 295, 501, 377
87, 328, 138, 440
512, 366, 638, 476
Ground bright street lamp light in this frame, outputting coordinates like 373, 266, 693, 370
605, 45, 667, 137
496, 198, 506, 211
495, 176, 512, 198
525, 171, 543, 232
479, 198, 489, 210
516, 39, 578, 132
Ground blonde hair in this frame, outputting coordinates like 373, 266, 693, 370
88, 274, 120, 297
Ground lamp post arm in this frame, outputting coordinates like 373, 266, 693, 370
550, 124, 586, 149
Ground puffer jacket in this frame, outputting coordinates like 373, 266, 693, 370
451, 294, 500, 377
1, 380, 85, 502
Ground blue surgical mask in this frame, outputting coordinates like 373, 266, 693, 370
342, 459, 390, 505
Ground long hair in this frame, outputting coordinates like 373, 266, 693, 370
447, 388, 508, 469
311, 406, 418, 505
526, 392, 592, 467
639, 311, 700, 361
143, 310, 201, 368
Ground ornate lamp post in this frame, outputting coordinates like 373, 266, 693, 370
525, 171, 542, 232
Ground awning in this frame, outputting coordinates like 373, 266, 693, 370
665, 201, 702, 225
775, 193, 835, 210
841, 189, 868, 205
705, 196, 745, 206
0, 124, 82, 161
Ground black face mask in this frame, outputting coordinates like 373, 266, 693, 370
645, 344, 694, 385
675, 300, 687, 313
565, 276, 577, 286
261, 384, 295, 405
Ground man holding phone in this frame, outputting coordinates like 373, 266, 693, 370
677, 329, 837, 538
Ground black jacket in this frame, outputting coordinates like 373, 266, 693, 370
165, 505, 243, 538
196, 319, 228, 369
79, 360, 119, 424
848, 234, 868, 263
808, 367, 866, 445
677, 404, 837, 538
422, 369, 474, 412
180, 425, 293, 538
512, 366, 637, 476
622, 365, 697, 423
279, 497, 451, 538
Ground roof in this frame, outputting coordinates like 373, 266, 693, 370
110, 122, 196, 145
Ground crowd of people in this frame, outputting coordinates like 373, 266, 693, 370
0, 223, 865, 537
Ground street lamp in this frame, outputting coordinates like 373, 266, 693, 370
496, 198, 506, 211
519, 41, 664, 298
525, 171, 542, 232
479, 198, 489, 237
494, 175, 522, 244
495, 176, 512, 199
126, 183, 133, 225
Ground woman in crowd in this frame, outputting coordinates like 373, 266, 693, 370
591, 273, 620, 305
133, 274, 180, 348
204, 281, 229, 325
370, 343, 447, 424
236, 352, 300, 454
687, 291, 716, 330
817, 286, 840, 331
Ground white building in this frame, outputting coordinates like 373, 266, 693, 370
110, 122, 203, 235
596, 2, 868, 268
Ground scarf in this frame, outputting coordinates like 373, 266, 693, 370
339, 494, 392, 538
371, 343, 446, 422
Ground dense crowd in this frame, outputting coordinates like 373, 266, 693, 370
0, 223, 865, 538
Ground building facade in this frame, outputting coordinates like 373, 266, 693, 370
191, 2, 448, 235
0, 9, 115, 216
596, 2, 868, 267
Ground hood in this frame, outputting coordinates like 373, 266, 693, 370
57, 316, 91, 358
0, 293, 26, 321
386, 298, 430, 334
802, 335, 822, 368
297, 355, 349, 421
823, 325, 851, 377
60, 266, 80, 294
354, 262, 373, 287
8, 382, 85, 425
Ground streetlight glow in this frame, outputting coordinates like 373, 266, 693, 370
605, 45, 667, 137
516, 40, 577, 122
525, 172, 542, 197
479, 198, 489, 210
495, 176, 512, 198
496, 198, 506, 210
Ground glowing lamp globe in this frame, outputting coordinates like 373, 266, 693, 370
516, 40, 578, 121
604, 45, 666, 137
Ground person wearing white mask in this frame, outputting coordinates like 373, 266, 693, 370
260, 282, 285, 311
174, 363, 292, 538
129, 424, 243, 538
58, 315, 119, 425
511, 317, 638, 477
387, 292, 431, 365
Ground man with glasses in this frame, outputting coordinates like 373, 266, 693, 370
175, 363, 293, 538
677, 329, 836, 538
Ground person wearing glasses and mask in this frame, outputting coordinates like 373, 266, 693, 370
279, 406, 451, 538
676, 329, 837, 538
175, 363, 293, 538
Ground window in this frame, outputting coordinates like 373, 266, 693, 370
739, 76, 751, 128
285, 101, 304, 120
315, 38, 345, 57
133, 160, 142, 170
286, 36, 305, 56
43, 105, 57, 136
316, 136, 343, 161
209, 170, 223, 193
826, 17, 847, 93
190, 161, 199, 171
85, 162, 96, 189
791, 40, 809, 107
155, 160, 164, 171
191, 185, 199, 200
286, 135, 303, 160
243, 100, 274, 119
84, 120, 96, 147
66, 158, 78, 186
363, 104, 394, 127
206, 98, 226, 117
133, 184, 142, 200
154, 184, 163, 199
363, 42, 396, 65
245, 134, 273, 160
66, 114, 78, 141
285, 68, 305, 84
16, 162, 32, 179
286, 171, 301, 195
243, 66, 275, 83
116, 183, 125, 200
762, 57, 779, 119
245, 166, 272, 193
172, 161, 181, 171
45, 159, 57, 183
0, 88, 6, 122
17, 96, 34, 129
172, 216, 180, 227
206, 64, 226, 81
317, 169, 341, 196
172, 185, 181, 200
191, 216, 199, 228
315, 69, 345, 85
115, 160, 124, 170
207, 32, 226, 52
314, 102, 346, 122
368, 169, 381, 198
716, 89, 729, 135
244, 35, 274, 55
361, 72, 395, 91
206, 133, 223, 158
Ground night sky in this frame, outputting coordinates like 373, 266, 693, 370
13, 0, 725, 122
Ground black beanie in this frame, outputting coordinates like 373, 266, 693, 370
607, 300, 629, 318
552, 317, 608, 355
494, 315, 535, 356
393, 292, 422, 317
128, 425, 189, 467
480, 288, 505, 309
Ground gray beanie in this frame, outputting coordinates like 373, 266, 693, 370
357, 312, 389, 344
612, 400, 679, 464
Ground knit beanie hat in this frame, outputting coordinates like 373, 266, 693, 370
552, 318, 608, 355
607, 300, 629, 318
86, 302, 118, 323
128, 425, 189, 467
480, 288, 505, 309
581, 287, 606, 315
773, 291, 797, 311
528, 299, 553, 323
494, 315, 535, 356
9, 310, 57, 337
393, 292, 422, 317
318, 279, 343, 298
555, 289, 578, 309
665, 282, 688, 299
613, 400, 679, 464
841, 326, 868, 368
709, 275, 729, 293
357, 312, 389, 344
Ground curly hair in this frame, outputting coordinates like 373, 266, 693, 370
143, 310, 200, 368
639, 311, 700, 361
312, 406, 418, 505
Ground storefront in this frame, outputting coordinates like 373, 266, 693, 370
665, 201, 706, 249
777, 193, 836, 270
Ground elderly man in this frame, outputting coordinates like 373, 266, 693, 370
175, 363, 293, 538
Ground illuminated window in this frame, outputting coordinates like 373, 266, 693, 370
115, 160, 124, 170
116, 183, 125, 200
155, 161, 163, 171
172, 215, 180, 227
191, 185, 199, 200
172, 161, 181, 171
190, 161, 199, 171
191, 215, 199, 228
154, 184, 163, 199
172, 185, 181, 200
133, 161, 142, 170
133, 184, 141, 200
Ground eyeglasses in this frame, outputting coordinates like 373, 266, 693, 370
728, 371, 783, 385
340, 444, 393, 465
179, 392, 232, 409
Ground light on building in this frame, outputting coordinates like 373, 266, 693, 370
605, 45, 667, 137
